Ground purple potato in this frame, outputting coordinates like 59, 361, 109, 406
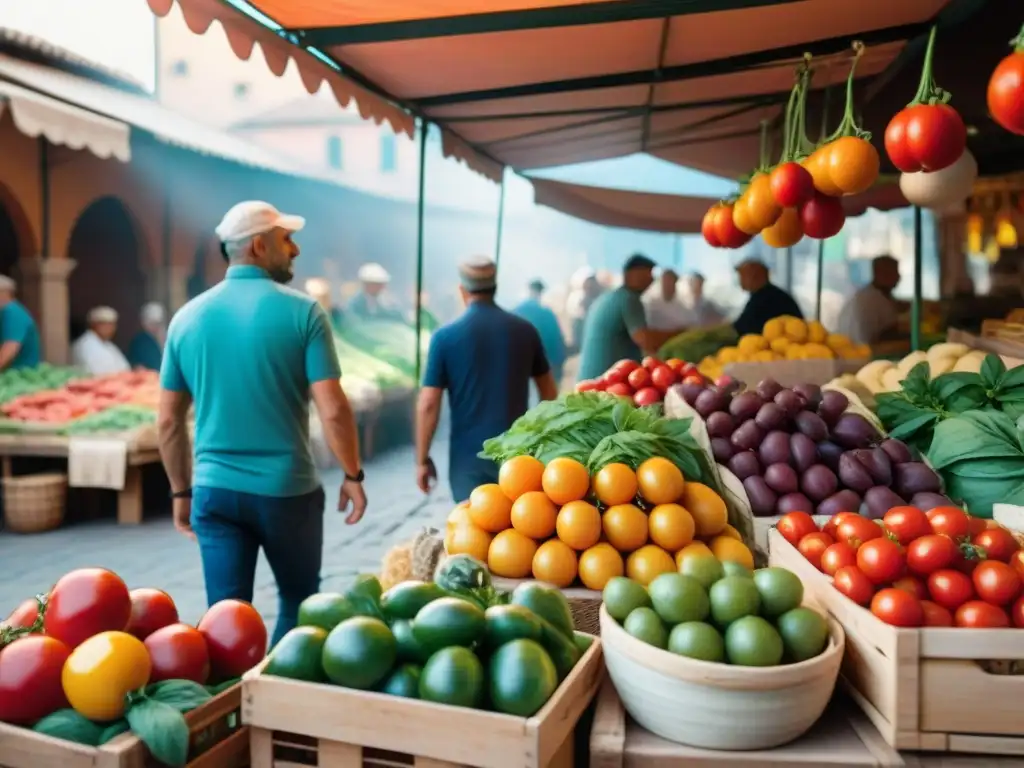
794, 411, 829, 443
893, 462, 942, 498
816, 441, 844, 472
831, 413, 881, 449
817, 390, 850, 426
837, 452, 874, 494
793, 382, 823, 409
711, 437, 736, 464
764, 463, 799, 495
728, 451, 761, 481
910, 492, 955, 512
862, 486, 906, 520
759, 430, 792, 467
695, 388, 729, 418
730, 391, 764, 421
774, 389, 806, 417
731, 419, 765, 452
756, 378, 784, 402
855, 448, 893, 486
816, 489, 863, 518
705, 411, 735, 439
777, 493, 815, 515
790, 433, 818, 473
801, 464, 838, 502
677, 381, 706, 407
743, 476, 778, 517
880, 438, 914, 465
754, 402, 787, 431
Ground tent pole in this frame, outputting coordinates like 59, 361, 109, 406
414, 119, 428, 387
815, 240, 824, 321
784, 246, 793, 293
494, 169, 507, 271
911, 205, 923, 352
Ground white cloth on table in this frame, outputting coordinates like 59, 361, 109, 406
71, 330, 130, 375
836, 284, 899, 345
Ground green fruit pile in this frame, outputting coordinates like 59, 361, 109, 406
604, 564, 830, 667
267, 575, 592, 716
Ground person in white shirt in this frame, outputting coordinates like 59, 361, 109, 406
683, 272, 726, 327
837, 255, 905, 346
71, 306, 131, 375
643, 269, 691, 331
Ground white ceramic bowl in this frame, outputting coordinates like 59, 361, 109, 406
600, 603, 844, 750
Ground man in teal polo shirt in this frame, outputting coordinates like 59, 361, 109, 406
0, 276, 41, 370
577, 255, 688, 381
158, 200, 367, 646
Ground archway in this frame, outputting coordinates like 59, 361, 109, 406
0, 180, 38, 277
67, 197, 147, 349
187, 236, 226, 299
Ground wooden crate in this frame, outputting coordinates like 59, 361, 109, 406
0, 682, 248, 768
769, 529, 1024, 756
242, 637, 604, 768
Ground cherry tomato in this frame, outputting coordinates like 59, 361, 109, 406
821, 542, 858, 577
835, 515, 884, 549
927, 507, 970, 540
920, 600, 954, 627
803, 147, 843, 197
926, 569, 974, 611
713, 204, 752, 249
606, 382, 632, 398
44, 568, 131, 649
0, 635, 71, 725
125, 588, 179, 640
198, 599, 267, 681
145, 623, 210, 684
826, 136, 880, 196
797, 531, 835, 571
641, 357, 660, 371
651, 365, 678, 393
972, 561, 1022, 606
954, 600, 1010, 629
833, 565, 875, 606
884, 103, 966, 173
732, 195, 759, 236
857, 538, 905, 585
966, 515, 988, 537
760, 206, 804, 248
701, 207, 722, 247
822, 511, 857, 540
777, 511, 819, 547
799, 193, 845, 240
906, 534, 958, 576
743, 173, 782, 231
666, 359, 686, 373
575, 379, 600, 393
972, 528, 1019, 563
892, 575, 929, 600
870, 588, 924, 628
63, 631, 151, 721
1010, 549, 1024, 581
2, 597, 41, 631
769, 161, 815, 207
987, 48, 1024, 136
882, 506, 932, 546
614, 360, 640, 376
1012, 595, 1024, 628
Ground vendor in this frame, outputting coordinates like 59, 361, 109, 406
348, 263, 403, 322
514, 279, 567, 385
306, 277, 344, 330
0, 276, 41, 370
643, 268, 689, 331
72, 306, 130, 375
683, 272, 726, 327
837, 255, 905, 345
733, 259, 804, 337
128, 302, 166, 371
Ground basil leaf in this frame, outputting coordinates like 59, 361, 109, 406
999, 363, 1024, 391
98, 719, 131, 745
146, 680, 213, 713
902, 362, 931, 399
981, 354, 1007, 390
887, 412, 939, 445
33, 709, 104, 745
126, 698, 190, 768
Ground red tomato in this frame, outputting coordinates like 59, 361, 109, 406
856, 538, 905, 585
972, 528, 1019, 563
606, 382, 633, 398
197, 599, 267, 681
821, 542, 858, 577
822, 511, 857, 540
882, 506, 932, 546
835, 515, 884, 549
144, 623, 211, 684
987, 49, 1024, 136
633, 387, 662, 407
870, 588, 924, 628
884, 103, 966, 173
125, 588, 179, 640
799, 193, 845, 240
627, 367, 652, 390
972, 561, 1022, 606
797, 531, 835, 571
966, 515, 988, 537
1010, 549, 1024, 581
713, 204, 752, 249
701, 207, 722, 247
666, 358, 686, 373
906, 534, 958, 576
613, 360, 639, 376
892, 575, 929, 600
641, 356, 661, 371
44, 568, 131, 649
575, 379, 600, 393
651, 365, 678, 392
769, 161, 815, 208
833, 566, 875, 606
927, 507, 970, 540
954, 600, 1010, 629
920, 600, 954, 627
926, 569, 974, 611
604, 368, 627, 386
3, 598, 41, 631
776, 511, 818, 547
0, 635, 72, 725
1012, 595, 1024, 628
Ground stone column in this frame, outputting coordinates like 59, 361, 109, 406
167, 264, 191, 312
18, 257, 76, 365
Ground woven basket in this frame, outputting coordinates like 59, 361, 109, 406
2, 473, 67, 533
569, 594, 603, 636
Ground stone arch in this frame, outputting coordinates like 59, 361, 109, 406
0, 179, 39, 274
187, 234, 226, 299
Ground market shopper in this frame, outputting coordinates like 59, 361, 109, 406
733, 259, 804, 337
683, 272, 726, 327
306, 277, 345, 330
513, 279, 567, 385
836, 255, 906, 346
643, 268, 690, 331
0, 276, 41, 371
71, 306, 130, 375
127, 302, 167, 371
158, 200, 367, 646
348, 263, 403, 321
577, 254, 687, 381
416, 257, 557, 503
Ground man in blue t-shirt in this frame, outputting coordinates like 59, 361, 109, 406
0, 276, 41, 371
415, 257, 558, 503
513, 279, 567, 386
158, 201, 367, 645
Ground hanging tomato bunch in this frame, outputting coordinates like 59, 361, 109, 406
987, 23, 1024, 136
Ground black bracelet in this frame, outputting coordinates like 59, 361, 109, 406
345, 469, 365, 483
170, 488, 193, 500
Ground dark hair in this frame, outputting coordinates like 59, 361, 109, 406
468, 287, 497, 298
689, 271, 705, 281
220, 241, 230, 263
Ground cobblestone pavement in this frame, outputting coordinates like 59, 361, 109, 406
0, 441, 455, 629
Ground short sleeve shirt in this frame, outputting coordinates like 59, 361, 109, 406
160, 265, 341, 497
733, 283, 804, 337
836, 284, 899, 345
577, 287, 647, 380
0, 301, 41, 369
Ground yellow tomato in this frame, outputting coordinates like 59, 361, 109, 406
743, 173, 782, 231
760, 207, 803, 248
63, 631, 152, 721
731, 194, 760, 236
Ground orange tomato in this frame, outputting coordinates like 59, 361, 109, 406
498, 456, 545, 501
602, 504, 649, 552
625, 545, 676, 586
648, 504, 695, 551
731, 194, 760, 236
468, 484, 513, 533
488, 529, 538, 579
804, 148, 843, 197
592, 463, 638, 506
760, 207, 803, 248
578, 543, 624, 590
826, 136, 880, 196
510, 491, 558, 539
743, 173, 782, 231
635, 458, 685, 505
532, 539, 578, 588
556, 501, 603, 551
542, 458, 590, 505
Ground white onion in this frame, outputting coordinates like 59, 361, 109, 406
898, 150, 978, 209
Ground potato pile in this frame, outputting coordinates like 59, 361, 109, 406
854, 343, 983, 394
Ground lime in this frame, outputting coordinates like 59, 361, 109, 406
603, 577, 651, 622
724, 616, 784, 667
752, 568, 804, 618
623, 607, 668, 649
777, 607, 830, 662
378, 664, 421, 698
667, 621, 725, 662
679, 555, 724, 589
721, 561, 753, 579
708, 576, 761, 628
648, 573, 709, 624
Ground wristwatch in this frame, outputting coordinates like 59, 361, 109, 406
345, 469, 365, 483
170, 488, 193, 500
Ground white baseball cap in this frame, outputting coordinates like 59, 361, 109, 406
215, 201, 305, 243
357, 263, 391, 284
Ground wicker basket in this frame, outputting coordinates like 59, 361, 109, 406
569, 594, 602, 636
2, 472, 67, 533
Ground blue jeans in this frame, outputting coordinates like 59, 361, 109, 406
191, 486, 325, 648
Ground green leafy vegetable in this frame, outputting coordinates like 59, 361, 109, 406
126, 697, 191, 767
